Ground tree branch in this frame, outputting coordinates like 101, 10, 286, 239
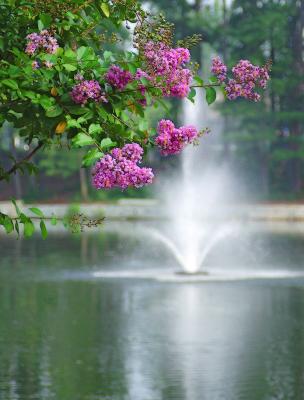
115, 82, 221, 95
0, 143, 43, 182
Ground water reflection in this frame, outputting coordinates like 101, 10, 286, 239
0, 222, 304, 399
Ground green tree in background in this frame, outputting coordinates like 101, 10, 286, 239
216, 0, 304, 198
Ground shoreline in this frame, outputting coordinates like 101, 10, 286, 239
2, 199, 304, 222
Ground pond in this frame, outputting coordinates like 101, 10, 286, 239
1, 221, 304, 400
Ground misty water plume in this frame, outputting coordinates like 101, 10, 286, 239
158, 90, 241, 274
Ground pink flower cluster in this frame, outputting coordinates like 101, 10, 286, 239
105, 65, 133, 90
92, 143, 154, 190
71, 78, 107, 105
211, 57, 227, 82
144, 42, 190, 75
25, 30, 58, 55
104, 42, 192, 100
104, 66, 149, 104
155, 119, 199, 156
211, 57, 270, 101
143, 42, 192, 98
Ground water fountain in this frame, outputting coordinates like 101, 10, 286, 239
158, 90, 238, 274
142, 222, 237, 275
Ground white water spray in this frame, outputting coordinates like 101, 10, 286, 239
159, 91, 237, 274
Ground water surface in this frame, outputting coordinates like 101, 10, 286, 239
1, 221, 304, 400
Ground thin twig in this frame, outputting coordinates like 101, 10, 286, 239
115, 82, 221, 95
0, 143, 43, 181
111, 113, 134, 130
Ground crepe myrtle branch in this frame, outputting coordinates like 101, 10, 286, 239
115, 82, 221, 95
10, 213, 105, 227
0, 142, 43, 182
0, 207, 105, 238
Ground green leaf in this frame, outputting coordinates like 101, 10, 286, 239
63, 49, 77, 60
51, 215, 57, 226
77, 116, 87, 125
19, 213, 28, 223
72, 132, 95, 147
138, 119, 148, 131
29, 207, 44, 218
139, 77, 150, 86
2, 216, 14, 234
40, 220, 48, 239
24, 220, 35, 238
77, 46, 87, 59
89, 123, 102, 135
101, 2, 110, 17
205, 87, 217, 105
209, 76, 219, 84
67, 118, 80, 129
67, 106, 90, 115
77, 46, 92, 60
97, 107, 109, 120
15, 220, 19, 236
194, 75, 204, 86
46, 105, 63, 118
127, 63, 137, 74
40, 96, 55, 110
39, 13, 52, 29
220, 86, 227, 98
38, 20, 44, 31
188, 88, 196, 103
156, 98, 170, 112
22, 90, 37, 100
63, 64, 77, 72
103, 50, 113, 61
100, 137, 116, 150
2, 79, 19, 90
11, 198, 21, 216
82, 148, 103, 167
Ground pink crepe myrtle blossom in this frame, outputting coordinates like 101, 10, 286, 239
211, 57, 270, 102
155, 119, 199, 156
142, 41, 193, 99
71, 80, 108, 105
143, 42, 190, 74
165, 68, 192, 98
105, 65, 150, 104
227, 59, 270, 101
25, 30, 58, 55
211, 56, 227, 82
105, 65, 133, 90
104, 43, 192, 102
92, 143, 154, 190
